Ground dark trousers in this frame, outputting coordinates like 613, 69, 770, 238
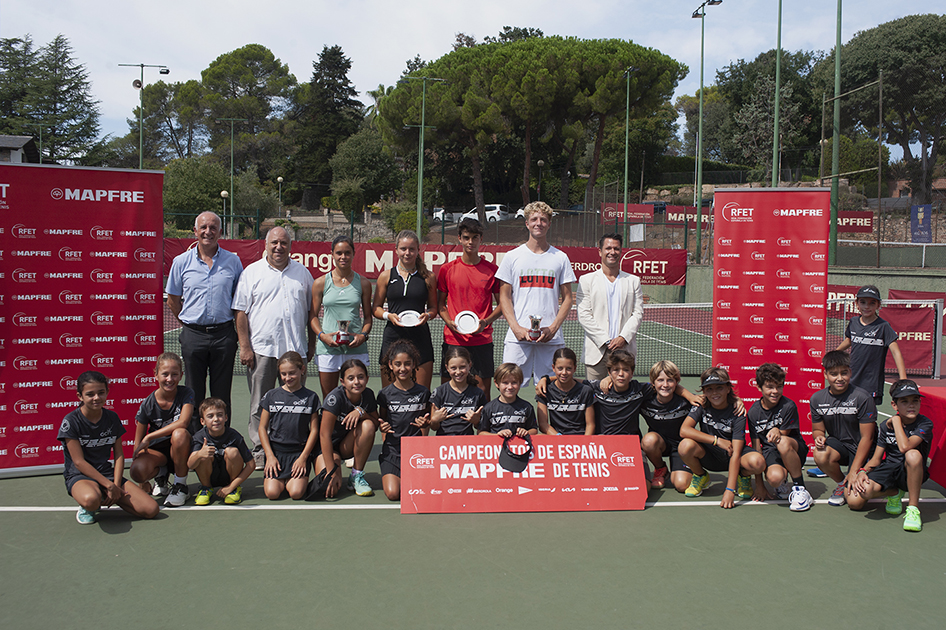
180, 322, 238, 419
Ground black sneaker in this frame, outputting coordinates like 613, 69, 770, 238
151, 474, 170, 497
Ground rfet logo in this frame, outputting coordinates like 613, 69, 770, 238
13, 312, 37, 327
777, 269, 791, 279
409, 454, 435, 469
135, 332, 157, 346
90, 225, 114, 240
717, 237, 733, 247
134, 248, 156, 263
91, 354, 114, 369
14, 400, 39, 414
60, 376, 78, 391
59, 333, 82, 348
809, 380, 823, 389
135, 373, 156, 387
809, 316, 825, 326
716, 300, 731, 310
90, 269, 113, 283
14, 356, 38, 371
777, 237, 792, 246
621, 249, 669, 276
134, 290, 157, 304
774, 333, 790, 343
751, 283, 765, 293
721, 201, 754, 222
15, 443, 40, 458
717, 268, 732, 278
59, 247, 82, 262
60, 290, 82, 305
750, 346, 764, 356
716, 331, 731, 341
750, 315, 765, 324
808, 348, 823, 359
751, 251, 765, 261
811, 252, 826, 262
12, 224, 36, 239
13, 268, 37, 283
610, 452, 635, 467
776, 301, 791, 311
91, 311, 114, 326
809, 284, 825, 294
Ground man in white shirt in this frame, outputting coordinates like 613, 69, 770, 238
497, 201, 576, 385
576, 233, 643, 381
233, 227, 315, 467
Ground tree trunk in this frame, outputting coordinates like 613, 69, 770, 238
584, 114, 609, 204
557, 138, 579, 210
471, 152, 487, 225
520, 118, 532, 207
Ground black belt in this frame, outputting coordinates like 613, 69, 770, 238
183, 321, 233, 333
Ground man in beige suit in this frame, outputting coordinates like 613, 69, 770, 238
576, 233, 643, 381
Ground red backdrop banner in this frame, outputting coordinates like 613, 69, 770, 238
599, 203, 655, 224
0, 164, 164, 473
880, 304, 936, 373
837, 211, 875, 233
399, 435, 648, 514
163, 240, 687, 286
711, 189, 831, 440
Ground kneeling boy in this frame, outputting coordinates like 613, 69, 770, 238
846, 380, 933, 532
188, 398, 255, 505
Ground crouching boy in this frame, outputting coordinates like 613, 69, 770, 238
188, 398, 255, 505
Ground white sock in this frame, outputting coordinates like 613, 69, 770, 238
174, 475, 187, 485
352, 468, 363, 476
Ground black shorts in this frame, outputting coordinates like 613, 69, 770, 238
379, 439, 401, 477
65, 474, 127, 497
145, 438, 173, 462
267, 447, 313, 480
380, 323, 435, 366
698, 443, 757, 473
824, 436, 859, 467
867, 458, 929, 492
655, 440, 686, 473
440, 342, 495, 379
761, 437, 810, 469
210, 456, 233, 489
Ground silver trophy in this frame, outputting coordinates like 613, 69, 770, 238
335, 320, 352, 346
528, 315, 542, 341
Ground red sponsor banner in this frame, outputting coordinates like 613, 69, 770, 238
712, 189, 830, 440
837, 210, 875, 233
665, 205, 711, 229
889, 289, 946, 331
881, 305, 936, 373
164, 240, 687, 286
920, 387, 946, 487
0, 164, 164, 473
399, 435, 648, 514
827, 284, 860, 320
599, 203, 654, 224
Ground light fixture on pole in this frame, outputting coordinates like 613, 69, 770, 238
829, 0, 842, 264
216, 117, 248, 238
537, 160, 545, 201
118, 63, 169, 169
771, 0, 783, 187
622, 66, 638, 238
691, 0, 722, 265
400, 76, 445, 235
277, 177, 285, 218
220, 190, 229, 236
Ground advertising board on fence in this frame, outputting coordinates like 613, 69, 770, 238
400, 435, 648, 514
164, 240, 688, 286
711, 188, 830, 439
0, 164, 164, 474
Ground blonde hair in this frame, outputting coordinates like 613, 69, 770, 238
494, 362, 524, 384
395, 229, 430, 279
523, 201, 554, 221
649, 360, 681, 383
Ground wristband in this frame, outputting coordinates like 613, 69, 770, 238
382, 312, 390, 321
318, 331, 324, 341
713, 436, 718, 446
725, 487, 736, 493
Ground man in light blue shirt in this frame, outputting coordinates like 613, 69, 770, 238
166, 211, 243, 417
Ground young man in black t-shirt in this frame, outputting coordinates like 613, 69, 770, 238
479, 363, 538, 437
846, 380, 933, 532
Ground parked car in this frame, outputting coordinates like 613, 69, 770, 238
461, 204, 510, 223
433, 208, 464, 223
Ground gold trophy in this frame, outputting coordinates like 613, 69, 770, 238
528, 315, 542, 341
336, 320, 352, 346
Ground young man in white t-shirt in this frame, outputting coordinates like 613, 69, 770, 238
496, 201, 576, 385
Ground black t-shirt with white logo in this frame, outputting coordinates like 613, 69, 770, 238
259, 386, 319, 450
378, 383, 430, 443
479, 397, 537, 434
640, 393, 691, 448
877, 414, 934, 465
190, 426, 254, 463
747, 396, 802, 451
809, 385, 877, 449
322, 385, 378, 443
135, 386, 197, 441
588, 380, 654, 436
845, 315, 898, 399
58, 408, 125, 481
536, 380, 595, 435
431, 383, 487, 436
689, 404, 747, 443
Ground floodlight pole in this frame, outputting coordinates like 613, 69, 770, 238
216, 118, 248, 237
119, 63, 168, 169
830, 0, 842, 264
771, 0, 783, 187
401, 76, 445, 235
692, 0, 722, 264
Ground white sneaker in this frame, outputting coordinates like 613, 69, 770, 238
151, 474, 170, 497
789, 486, 812, 512
164, 483, 188, 507
774, 480, 793, 499
827, 481, 846, 506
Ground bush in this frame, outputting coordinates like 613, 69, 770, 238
321, 196, 338, 210
393, 210, 429, 236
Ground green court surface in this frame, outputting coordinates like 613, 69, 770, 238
3, 378, 946, 630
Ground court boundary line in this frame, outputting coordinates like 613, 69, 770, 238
3, 497, 945, 513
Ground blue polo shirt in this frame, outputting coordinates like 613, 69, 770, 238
165, 245, 243, 325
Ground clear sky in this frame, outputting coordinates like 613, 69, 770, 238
1, 1, 936, 145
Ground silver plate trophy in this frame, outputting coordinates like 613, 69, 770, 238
528, 315, 542, 341
335, 320, 352, 346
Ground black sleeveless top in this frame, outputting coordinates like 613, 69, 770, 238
386, 268, 429, 315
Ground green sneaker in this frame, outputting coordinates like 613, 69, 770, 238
195, 486, 213, 506
75, 506, 96, 525
224, 486, 243, 505
903, 505, 922, 532
885, 489, 905, 515
736, 475, 753, 499
348, 471, 374, 497
685, 472, 710, 497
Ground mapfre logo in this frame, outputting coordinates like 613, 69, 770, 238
134, 290, 157, 304
13, 312, 37, 327
610, 452, 635, 467
13, 268, 37, 283
91, 354, 114, 369
721, 201, 754, 222
716, 331, 731, 341
90, 269, 113, 283
134, 373, 156, 388
59, 247, 82, 262
776, 301, 791, 310
774, 333, 790, 343
134, 248, 157, 263
717, 268, 732, 278
12, 224, 36, 239
716, 300, 731, 310
59, 290, 82, 305
89, 226, 114, 240
135, 332, 157, 346
409, 454, 435, 469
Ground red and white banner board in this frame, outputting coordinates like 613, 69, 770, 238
881, 305, 936, 373
837, 211, 874, 233
399, 435, 648, 514
712, 189, 830, 439
599, 203, 655, 224
164, 240, 687, 286
0, 164, 164, 474
827, 284, 860, 319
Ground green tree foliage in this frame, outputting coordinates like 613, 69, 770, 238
162, 156, 229, 229
331, 177, 366, 222
594, 103, 680, 195
731, 75, 802, 178
674, 87, 736, 163
0, 34, 102, 163
837, 14, 946, 204
329, 127, 401, 205
291, 45, 363, 209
